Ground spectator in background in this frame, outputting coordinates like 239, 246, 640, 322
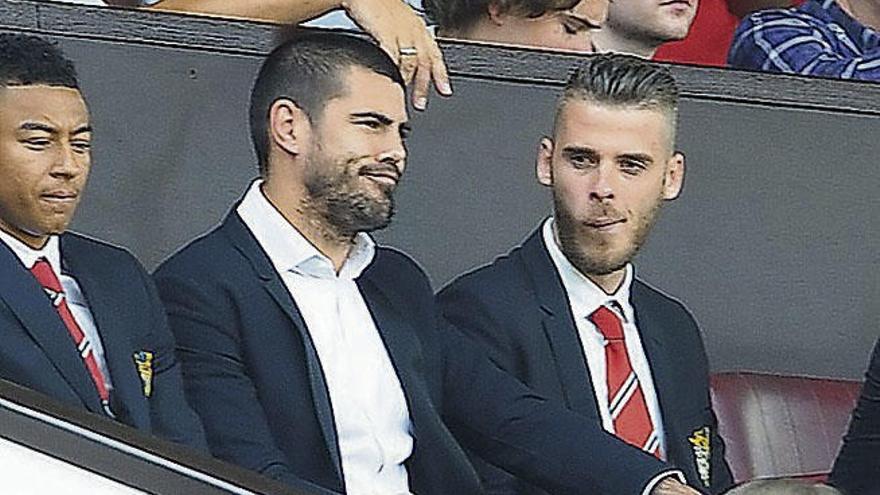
725, 479, 843, 495
591, 0, 698, 57
103, 0, 451, 109
424, 0, 608, 52
728, 0, 880, 80
828, 337, 880, 495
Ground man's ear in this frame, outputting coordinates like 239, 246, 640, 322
269, 98, 310, 157
536, 137, 555, 188
662, 151, 686, 200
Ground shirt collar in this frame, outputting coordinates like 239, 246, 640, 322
0, 229, 62, 275
542, 217, 634, 322
236, 179, 376, 280
806, 0, 879, 44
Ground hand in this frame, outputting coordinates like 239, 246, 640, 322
651, 477, 703, 495
342, 0, 452, 110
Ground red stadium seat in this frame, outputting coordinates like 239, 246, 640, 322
709, 372, 861, 483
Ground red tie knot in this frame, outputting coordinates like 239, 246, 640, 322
30, 257, 64, 293
589, 305, 624, 341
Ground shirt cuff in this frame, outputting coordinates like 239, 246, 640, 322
641, 470, 687, 495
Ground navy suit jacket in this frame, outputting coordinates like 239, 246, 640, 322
829, 337, 880, 495
154, 211, 680, 495
0, 232, 206, 449
437, 227, 734, 495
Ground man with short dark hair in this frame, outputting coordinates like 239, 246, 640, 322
0, 33, 205, 449
424, 0, 608, 52
438, 53, 734, 495
155, 32, 703, 495
591, 0, 698, 57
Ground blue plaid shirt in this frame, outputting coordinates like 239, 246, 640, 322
728, 0, 880, 80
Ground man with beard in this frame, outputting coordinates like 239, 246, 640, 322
0, 33, 205, 449
438, 53, 734, 495
154, 33, 704, 495
591, 0, 698, 58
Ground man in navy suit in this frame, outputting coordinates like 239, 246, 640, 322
438, 54, 734, 494
154, 33, 703, 495
829, 337, 880, 495
0, 33, 205, 449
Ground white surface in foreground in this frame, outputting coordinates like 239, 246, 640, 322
0, 436, 148, 494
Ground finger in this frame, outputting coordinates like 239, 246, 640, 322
375, 35, 401, 66
428, 44, 452, 96
411, 55, 432, 110
398, 43, 420, 85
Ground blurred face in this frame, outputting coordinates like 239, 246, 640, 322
482, 0, 609, 52
604, 0, 697, 47
301, 67, 409, 236
536, 99, 683, 278
0, 85, 91, 249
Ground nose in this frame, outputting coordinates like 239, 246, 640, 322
377, 135, 407, 173
588, 163, 615, 201
50, 141, 87, 178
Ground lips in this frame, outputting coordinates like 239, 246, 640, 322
359, 165, 401, 186
585, 217, 626, 230
40, 190, 79, 204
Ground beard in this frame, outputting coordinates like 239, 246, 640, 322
553, 190, 663, 277
302, 151, 397, 238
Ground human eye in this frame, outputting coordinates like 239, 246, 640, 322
567, 150, 597, 169
71, 138, 92, 154
21, 135, 52, 150
620, 159, 648, 175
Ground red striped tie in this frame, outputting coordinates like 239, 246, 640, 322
30, 258, 113, 417
589, 305, 660, 458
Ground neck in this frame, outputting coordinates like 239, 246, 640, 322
839, 0, 880, 29
261, 180, 354, 273
592, 30, 658, 58
0, 223, 50, 250
585, 269, 626, 295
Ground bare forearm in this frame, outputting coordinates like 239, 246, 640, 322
146, 0, 343, 24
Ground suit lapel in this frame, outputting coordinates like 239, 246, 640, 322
518, 229, 600, 420
630, 283, 689, 467
358, 275, 437, 429
222, 213, 343, 482
60, 235, 148, 427
0, 239, 103, 413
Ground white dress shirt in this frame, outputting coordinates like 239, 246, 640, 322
237, 180, 414, 495
0, 230, 113, 391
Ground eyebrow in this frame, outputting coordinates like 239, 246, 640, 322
619, 152, 655, 165
351, 111, 411, 134
19, 122, 93, 135
561, 145, 597, 155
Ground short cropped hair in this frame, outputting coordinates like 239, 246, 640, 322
563, 52, 678, 114
726, 479, 843, 495
425, 0, 580, 33
249, 32, 405, 175
0, 33, 79, 89
558, 53, 679, 143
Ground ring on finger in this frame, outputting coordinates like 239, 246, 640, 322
399, 46, 418, 56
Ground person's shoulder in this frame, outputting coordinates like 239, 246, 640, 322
632, 278, 695, 319
154, 220, 237, 280
63, 231, 141, 267
439, 242, 530, 297
373, 246, 431, 287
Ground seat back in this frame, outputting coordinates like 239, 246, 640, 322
710, 372, 861, 482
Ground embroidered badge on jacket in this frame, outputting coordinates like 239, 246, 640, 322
688, 426, 711, 488
134, 351, 154, 398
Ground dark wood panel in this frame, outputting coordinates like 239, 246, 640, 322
2, 0, 878, 115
